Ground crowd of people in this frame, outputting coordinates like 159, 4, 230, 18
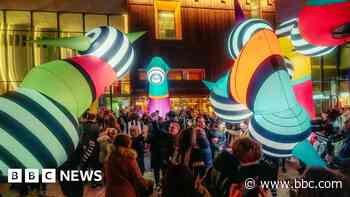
4, 106, 350, 197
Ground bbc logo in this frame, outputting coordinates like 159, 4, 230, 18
7, 169, 103, 183
8, 169, 56, 183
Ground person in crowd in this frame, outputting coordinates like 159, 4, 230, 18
98, 127, 118, 168
58, 140, 87, 197
290, 168, 350, 197
128, 112, 142, 136
238, 120, 250, 137
196, 116, 208, 133
208, 120, 226, 159
171, 127, 194, 166
80, 114, 101, 187
204, 137, 271, 197
326, 119, 350, 174
160, 111, 177, 133
80, 113, 101, 170
105, 134, 153, 197
102, 110, 120, 130
130, 126, 146, 175
339, 107, 350, 130
161, 164, 211, 197
320, 112, 334, 136
149, 121, 180, 187
178, 109, 189, 130
118, 108, 129, 133
191, 127, 213, 178
224, 123, 239, 149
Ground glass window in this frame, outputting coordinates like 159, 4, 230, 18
59, 13, 83, 59
85, 14, 107, 32
33, 12, 57, 31
248, 0, 261, 17
120, 74, 131, 95
158, 10, 176, 40
168, 70, 182, 80
121, 80, 131, 95
0, 10, 6, 94
59, 13, 83, 32
5, 11, 33, 91
340, 44, 350, 70
154, 0, 182, 40
6, 11, 31, 31
109, 14, 128, 33
33, 12, 59, 65
184, 69, 205, 80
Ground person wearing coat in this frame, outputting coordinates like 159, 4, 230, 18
191, 127, 213, 178
105, 134, 153, 197
149, 122, 179, 187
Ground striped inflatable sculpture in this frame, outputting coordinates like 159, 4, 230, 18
276, 18, 336, 57
0, 26, 144, 178
227, 18, 325, 167
299, 0, 350, 46
203, 73, 252, 124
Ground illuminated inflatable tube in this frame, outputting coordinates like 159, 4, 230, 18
146, 57, 171, 117
21, 56, 115, 117
228, 28, 324, 166
277, 20, 316, 119
0, 26, 144, 178
276, 18, 298, 38
284, 57, 294, 78
227, 19, 273, 60
0, 88, 79, 173
203, 74, 252, 124
290, 22, 336, 57
299, 0, 350, 46
79, 26, 135, 78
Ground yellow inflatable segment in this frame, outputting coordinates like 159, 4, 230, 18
278, 37, 312, 81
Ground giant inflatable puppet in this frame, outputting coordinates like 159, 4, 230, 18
146, 57, 171, 117
219, 0, 350, 167
0, 26, 144, 178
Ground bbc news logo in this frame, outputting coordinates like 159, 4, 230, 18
7, 169, 102, 183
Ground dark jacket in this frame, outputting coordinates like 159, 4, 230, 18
132, 135, 146, 173
208, 129, 226, 158
150, 130, 177, 169
191, 131, 213, 169
80, 121, 100, 169
205, 151, 276, 197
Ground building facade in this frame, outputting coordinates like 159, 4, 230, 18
0, 0, 131, 111
276, 0, 350, 112
128, 0, 277, 112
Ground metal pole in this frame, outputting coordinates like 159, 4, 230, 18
336, 47, 341, 107
109, 85, 113, 111
320, 56, 325, 111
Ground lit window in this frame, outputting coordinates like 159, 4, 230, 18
59, 13, 83, 59
154, 0, 182, 40
5, 11, 33, 91
158, 11, 176, 39
33, 12, 59, 65
85, 14, 107, 32
168, 70, 182, 80
109, 14, 128, 33
0, 10, 6, 94
184, 69, 205, 80
138, 68, 204, 81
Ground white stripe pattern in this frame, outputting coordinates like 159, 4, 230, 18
0, 98, 67, 165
